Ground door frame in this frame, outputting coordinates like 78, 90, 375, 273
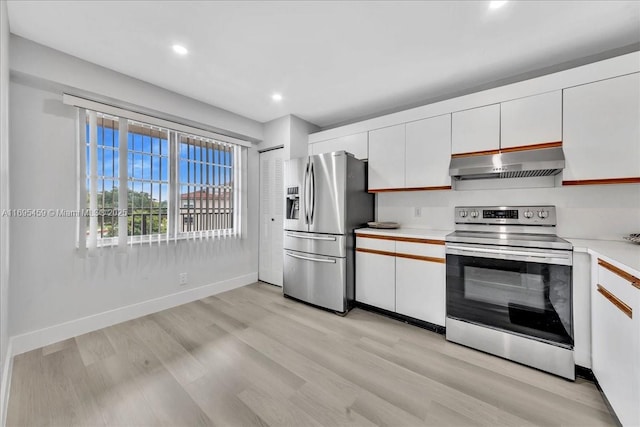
258, 146, 284, 286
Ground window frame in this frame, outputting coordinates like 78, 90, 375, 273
77, 104, 245, 250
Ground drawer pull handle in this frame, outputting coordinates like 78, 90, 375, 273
286, 232, 336, 241
395, 253, 445, 264
598, 259, 640, 289
597, 284, 633, 319
356, 248, 395, 257
285, 252, 336, 264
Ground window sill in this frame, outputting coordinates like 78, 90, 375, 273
79, 230, 239, 250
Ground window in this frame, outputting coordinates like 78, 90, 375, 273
81, 108, 243, 248
178, 135, 234, 233
126, 122, 169, 241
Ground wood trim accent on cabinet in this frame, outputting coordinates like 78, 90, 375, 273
357, 234, 445, 245
368, 186, 452, 193
451, 149, 500, 159
597, 284, 633, 319
355, 248, 395, 257
395, 252, 446, 264
451, 141, 562, 159
598, 258, 640, 289
499, 141, 562, 153
562, 177, 640, 186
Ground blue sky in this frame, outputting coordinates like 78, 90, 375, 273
86, 125, 233, 204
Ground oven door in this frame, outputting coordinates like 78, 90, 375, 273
446, 243, 573, 347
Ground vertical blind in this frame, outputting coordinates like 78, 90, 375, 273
75, 105, 245, 250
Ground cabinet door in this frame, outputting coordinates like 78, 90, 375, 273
405, 114, 451, 188
395, 241, 445, 326
563, 73, 640, 182
592, 261, 639, 426
368, 124, 405, 190
395, 257, 445, 326
356, 251, 395, 311
310, 132, 368, 160
451, 104, 500, 155
501, 91, 562, 149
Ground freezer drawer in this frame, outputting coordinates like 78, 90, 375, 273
284, 231, 345, 257
283, 250, 346, 312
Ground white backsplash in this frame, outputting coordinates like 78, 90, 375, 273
376, 183, 640, 240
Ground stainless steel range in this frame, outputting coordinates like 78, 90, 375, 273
445, 206, 574, 379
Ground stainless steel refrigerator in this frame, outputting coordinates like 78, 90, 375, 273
283, 151, 374, 313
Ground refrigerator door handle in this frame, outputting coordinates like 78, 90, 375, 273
285, 251, 336, 264
302, 161, 309, 224
309, 161, 316, 225
285, 232, 336, 241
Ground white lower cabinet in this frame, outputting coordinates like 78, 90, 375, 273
592, 259, 639, 427
355, 237, 395, 311
395, 256, 445, 326
356, 234, 446, 326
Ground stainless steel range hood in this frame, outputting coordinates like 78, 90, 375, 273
449, 147, 565, 180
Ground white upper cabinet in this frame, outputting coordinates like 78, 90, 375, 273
563, 73, 640, 182
368, 124, 406, 190
310, 132, 368, 160
501, 91, 562, 149
451, 104, 500, 155
405, 114, 452, 188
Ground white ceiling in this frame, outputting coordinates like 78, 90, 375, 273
6, 1, 640, 128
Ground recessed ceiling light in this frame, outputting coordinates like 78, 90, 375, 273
172, 44, 188, 55
272, 93, 283, 102
489, 1, 508, 9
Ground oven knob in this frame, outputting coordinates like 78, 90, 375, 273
470, 210, 479, 218
538, 210, 549, 219
459, 210, 468, 218
524, 210, 534, 219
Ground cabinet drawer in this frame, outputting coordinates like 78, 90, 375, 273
356, 236, 395, 253
396, 241, 445, 259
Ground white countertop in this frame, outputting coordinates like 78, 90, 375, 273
354, 228, 640, 276
565, 238, 640, 277
355, 227, 452, 240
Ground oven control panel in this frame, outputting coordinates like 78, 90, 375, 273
455, 206, 557, 225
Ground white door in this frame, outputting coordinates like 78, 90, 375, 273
259, 148, 284, 286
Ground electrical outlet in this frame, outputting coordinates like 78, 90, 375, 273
414, 207, 422, 217
179, 273, 188, 286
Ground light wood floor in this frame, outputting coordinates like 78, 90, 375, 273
7, 282, 614, 426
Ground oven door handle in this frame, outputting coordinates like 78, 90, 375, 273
446, 245, 572, 264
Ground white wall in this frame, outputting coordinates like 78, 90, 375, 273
258, 115, 289, 152
10, 35, 263, 143
289, 115, 319, 159
257, 114, 318, 159
0, 0, 11, 420
377, 183, 640, 240
8, 52, 260, 344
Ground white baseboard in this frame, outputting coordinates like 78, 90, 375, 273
1, 339, 13, 427
10, 272, 257, 357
